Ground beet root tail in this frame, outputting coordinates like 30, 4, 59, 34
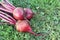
28, 30, 42, 36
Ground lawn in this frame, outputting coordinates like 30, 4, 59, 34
0, 0, 60, 40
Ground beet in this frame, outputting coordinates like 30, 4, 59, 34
15, 20, 41, 36
24, 8, 33, 20
13, 7, 24, 20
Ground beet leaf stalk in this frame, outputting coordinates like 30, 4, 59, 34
0, 3, 13, 13
2, 0, 15, 9
0, 11, 16, 24
1, 0, 16, 13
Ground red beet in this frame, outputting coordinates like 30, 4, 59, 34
24, 8, 33, 20
15, 20, 41, 36
13, 7, 24, 20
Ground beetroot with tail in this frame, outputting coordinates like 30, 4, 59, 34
15, 20, 42, 36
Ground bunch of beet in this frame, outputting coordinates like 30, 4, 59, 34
0, 0, 42, 36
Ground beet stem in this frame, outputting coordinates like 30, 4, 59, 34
0, 14, 13, 24
0, 11, 16, 24
2, 0, 15, 9
1, 0, 16, 13
0, 8, 12, 13
0, 3, 12, 13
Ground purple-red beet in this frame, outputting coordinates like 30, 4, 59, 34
24, 8, 33, 20
15, 20, 41, 36
13, 7, 24, 20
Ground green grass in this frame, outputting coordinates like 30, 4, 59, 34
0, 0, 60, 40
